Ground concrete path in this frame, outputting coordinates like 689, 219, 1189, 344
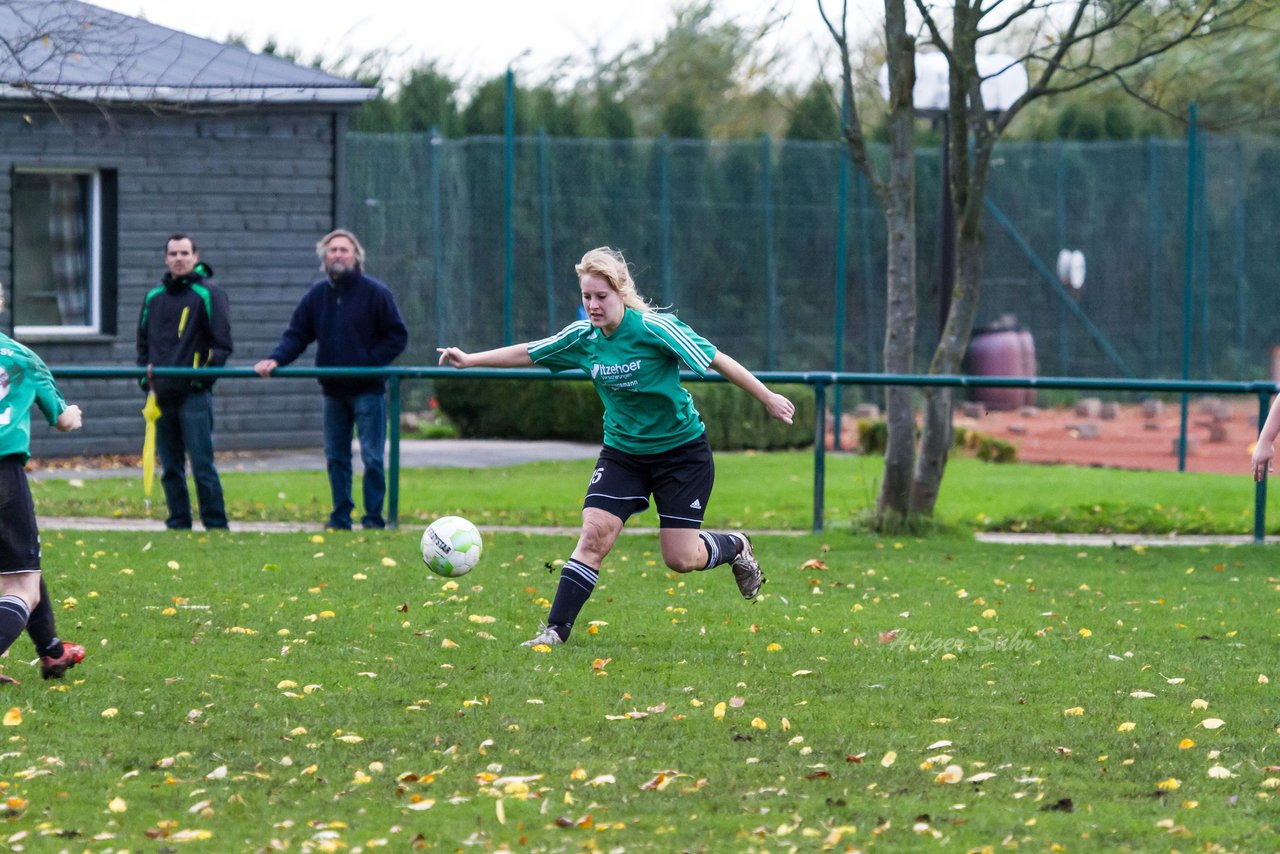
28, 440, 1272, 545
975, 532, 1271, 547
28, 438, 601, 481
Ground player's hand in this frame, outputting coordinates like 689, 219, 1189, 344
437, 347, 470, 368
56, 404, 83, 432
765, 392, 795, 425
253, 359, 278, 377
1252, 442, 1274, 482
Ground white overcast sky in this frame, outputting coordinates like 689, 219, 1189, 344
91, 0, 879, 90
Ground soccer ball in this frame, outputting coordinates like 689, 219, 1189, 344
421, 516, 483, 578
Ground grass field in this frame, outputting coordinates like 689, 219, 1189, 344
5, 527, 1278, 850
30, 453, 1265, 534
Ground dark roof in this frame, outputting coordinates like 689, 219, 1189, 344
0, 0, 376, 104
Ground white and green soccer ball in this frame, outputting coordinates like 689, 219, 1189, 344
421, 515, 483, 578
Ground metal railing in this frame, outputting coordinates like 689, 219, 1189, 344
50, 366, 1277, 540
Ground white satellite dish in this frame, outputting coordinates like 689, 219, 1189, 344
1069, 250, 1086, 290
1056, 249, 1087, 290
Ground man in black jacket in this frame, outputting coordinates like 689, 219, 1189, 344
254, 229, 408, 530
136, 234, 233, 530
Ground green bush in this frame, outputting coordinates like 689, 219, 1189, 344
434, 378, 813, 450
854, 419, 1018, 463
856, 417, 888, 454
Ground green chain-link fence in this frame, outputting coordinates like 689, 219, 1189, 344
343, 132, 1280, 383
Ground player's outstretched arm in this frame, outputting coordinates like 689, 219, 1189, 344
437, 344, 534, 369
710, 352, 795, 425
1252, 394, 1280, 481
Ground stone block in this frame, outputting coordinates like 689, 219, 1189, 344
1142, 399, 1164, 419
962, 401, 986, 418
1173, 437, 1198, 455
1018, 405, 1040, 418
1074, 421, 1101, 440
853, 403, 881, 419
1075, 397, 1102, 418
1007, 422, 1028, 436
1100, 402, 1120, 420
1194, 396, 1221, 415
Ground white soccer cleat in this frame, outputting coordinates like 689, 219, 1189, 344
520, 623, 565, 647
730, 533, 765, 600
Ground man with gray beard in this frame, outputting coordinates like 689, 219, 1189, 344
254, 230, 408, 530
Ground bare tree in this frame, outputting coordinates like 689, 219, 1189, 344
825, 0, 1259, 528
820, 0, 920, 525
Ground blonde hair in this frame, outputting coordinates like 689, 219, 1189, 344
316, 229, 366, 269
575, 247, 652, 313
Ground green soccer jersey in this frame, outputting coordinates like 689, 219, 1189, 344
0, 333, 67, 461
529, 308, 718, 454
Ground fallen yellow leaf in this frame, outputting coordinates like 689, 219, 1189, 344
935, 764, 964, 784
1117, 722, 1136, 732
2, 708, 21, 727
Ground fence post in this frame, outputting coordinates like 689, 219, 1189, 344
812, 380, 828, 533
833, 137, 849, 449
1257, 389, 1270, 544
660, 134, 673, 307
1178, 103, 1198, 472
503, 68, 516, 345
539, 128, 555, 334
388, 374, 402, 529
430, 127, 445, 349
762, 133, 778, 370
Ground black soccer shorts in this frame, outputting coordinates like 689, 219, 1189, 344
0, 456, 40, 573
583, 434, 715, 529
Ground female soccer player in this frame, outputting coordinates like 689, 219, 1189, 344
0, 281, 86, 682
438, 246, 795, 647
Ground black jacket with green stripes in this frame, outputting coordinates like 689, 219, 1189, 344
135, 262, 233, 399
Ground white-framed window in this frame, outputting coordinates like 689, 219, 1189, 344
12, 168, 104, 336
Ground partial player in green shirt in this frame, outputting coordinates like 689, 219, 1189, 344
0, 280, 87, 683
439, 246, 795, 648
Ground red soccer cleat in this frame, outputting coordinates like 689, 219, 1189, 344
40, 643, 85, 680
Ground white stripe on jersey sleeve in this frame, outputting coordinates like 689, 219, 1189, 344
641, 312, 714, 373
528, 320, 592, 360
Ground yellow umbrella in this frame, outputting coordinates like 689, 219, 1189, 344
141, 390, 161, 512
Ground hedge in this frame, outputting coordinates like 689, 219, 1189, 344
434, 378, 813, 451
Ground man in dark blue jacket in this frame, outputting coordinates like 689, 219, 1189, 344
137, 234, 233, 530
254, 230, 408, 530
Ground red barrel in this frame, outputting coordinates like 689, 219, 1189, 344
966, 322, 1036, 411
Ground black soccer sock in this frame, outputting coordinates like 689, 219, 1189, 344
698, 531, 743, 569
546, 558, 599, 640
0, 596, 31, 658
25, 578, 63, 659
